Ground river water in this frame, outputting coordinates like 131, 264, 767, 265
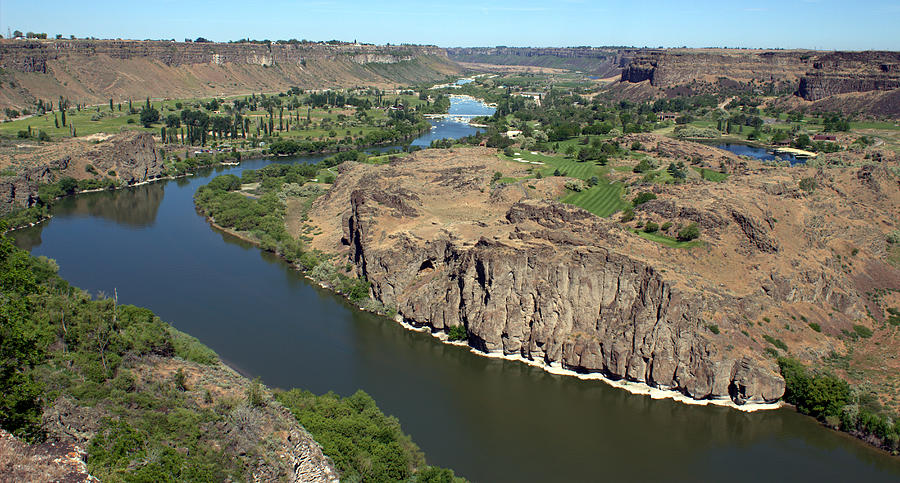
714, 143, 806, 166
12, 98, 900, 482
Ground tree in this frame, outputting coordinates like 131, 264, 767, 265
140, 105, 160, 128
61, 109, 66, 127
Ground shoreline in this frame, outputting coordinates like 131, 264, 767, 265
203, 211, 782, 413
391, 316, 783, 413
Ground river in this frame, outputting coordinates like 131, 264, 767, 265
12, 96, 900, 482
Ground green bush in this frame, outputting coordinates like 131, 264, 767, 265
276, 389, 442, 482
632, 191, 657, 206
852, 324, 873, 338
643, 221, 659, 233
707, 324, 720, 335
764, 334, 788, 351
677, 223, 700, 241
778, 358, 851, 421
447, 325, 468, 341
808, 322, 822, 332
169, 327, 218, 365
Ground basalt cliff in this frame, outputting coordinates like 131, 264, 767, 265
0, 39, 459, 111
616, 49, 900, 115
0, 131, 163, 213
304, 145, 900, 407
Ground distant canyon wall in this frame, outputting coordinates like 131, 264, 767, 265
0, 40, 459, 110
618, 50, 812, 86
796, 51, 900, 100
446, 46, 637, 77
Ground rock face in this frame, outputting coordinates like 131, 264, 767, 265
0, 39, 458, 111
308, 148, 800, 405
0, 132, 163, 213
797, 51, 900, 100
0, 39, 445, 73
446, 46, 636, 76
619, 49, 811, 87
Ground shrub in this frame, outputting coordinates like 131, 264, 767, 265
247, 377, 265, 407
764, 334, 788, 351
799, 177, 817, 192
852, 324, 873, 338
660, 221, 673, 231
632, 191, 657, 206
276, 389, 434, 482
707, 324, 720, 334
633, 159, 653, 173
620, 209, 635, 223
677, 223, 700, 241
809, 322, 822, 332
447, 325, 468, 341
643, 221, 659, 233
887, 230, 900, 245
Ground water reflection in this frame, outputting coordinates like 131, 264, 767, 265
54, 182, 165, 228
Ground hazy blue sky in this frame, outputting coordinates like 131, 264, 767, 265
2, 0, 897, 50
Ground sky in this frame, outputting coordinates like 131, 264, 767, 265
1, 0, 898, 50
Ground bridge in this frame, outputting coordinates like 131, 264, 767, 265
424, 113, 483, 119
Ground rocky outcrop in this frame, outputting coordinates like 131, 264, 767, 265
347, 194, 785, 404
0, 157, 68, 209
0, 428, 95, 482
797, 51, 900, 100
311, 150, 793, 406
0, 132, 163, 213
75, 132, 164, 185
731, 209, 779, 253
619, 49, 811, 87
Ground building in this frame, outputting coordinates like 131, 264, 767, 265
657, 112, 678, 121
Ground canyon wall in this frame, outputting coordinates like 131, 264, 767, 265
446, 47, 636, 76
0, 40, 459, 110
796, 51, 900, 100
619, 49, 812, 86
305, 149, 811, 405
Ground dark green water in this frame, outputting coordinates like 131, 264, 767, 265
11, 117, 900, 482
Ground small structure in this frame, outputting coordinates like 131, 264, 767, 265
504, 130, 522, 139
657, 112, 678, 121
773, 139, 792, 146
813, 134, 836, 141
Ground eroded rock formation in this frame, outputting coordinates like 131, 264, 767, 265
0, 131, 163, 213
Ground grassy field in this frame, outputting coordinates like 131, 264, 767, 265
498, 150, 629, 217
693, 166, 729, 182
0, 92, 426, 143
561, 182, 629, 217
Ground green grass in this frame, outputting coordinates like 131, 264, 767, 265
561, 182, 628, 217
693, 167, 729, 182
499, 151, 628, 217
631, 229, 703, 248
